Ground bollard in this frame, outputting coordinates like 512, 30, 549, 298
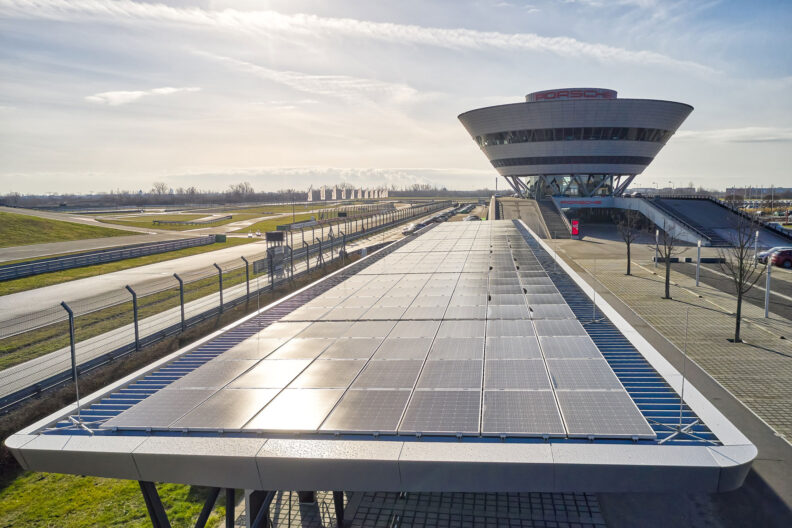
125, 285, 140, 350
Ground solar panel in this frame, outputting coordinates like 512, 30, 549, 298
539, 337, 603, 359
416, 360, 483, 389
351, 360, 424, 389
389, 320, 441, 338
427, 338, 485, 360
289, 359, 367, 389
372, 338, 433, 360
444, 305, 487, 319
171, 388, 280, 430
104, 388, 214, 428
482, 391, 565, 435
486, 319, 534, 337
399, 390, 481, 434
220, 338, 285, 360
341, 320, 398, 338
320, 389, 411, 433
547, 359, 623, 390
484, 360, 551, 390
533, 319, 588, 336
319, 306, 368, 321
487, 305, 531, 320
320, 338, 383, 359
168, 360, 258, 389
255, 321, 311, 339
526, 294, 567, 305
529, 305, 576, 319
555, 391, 655, 438
244, 388, 344, 432
265, 338, 334, 360
485, 336, 542, 359
437, 320, 486, 338
228, 359, 311, 389
299, 321, 355, 338
403, 306, 448, 319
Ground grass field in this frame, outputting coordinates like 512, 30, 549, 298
0, 237, 257, 297
0, 211, 130, 248
232, 212, 318, 234
0, 472, 229, 528
97, 213, 262, 231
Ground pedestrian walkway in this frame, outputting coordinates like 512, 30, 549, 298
578, 256, 792, 443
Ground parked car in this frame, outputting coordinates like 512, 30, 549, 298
402, 223, 418, 235
757, 246, 792, 264
771, 249, 792, 268
463, 215, 481, 221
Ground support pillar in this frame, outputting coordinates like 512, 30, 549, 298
139, 481, 171, 528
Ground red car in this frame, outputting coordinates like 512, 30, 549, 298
771, 249, 792, 268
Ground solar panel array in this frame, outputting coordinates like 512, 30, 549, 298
103, 222, 655, 439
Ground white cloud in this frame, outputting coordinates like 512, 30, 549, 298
675, 127, 792, 143
0, 0, 715, 74
84, 86, 200, 106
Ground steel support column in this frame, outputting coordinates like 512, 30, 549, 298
139, 481, 171, 528
194, 487, 221, 528
334, 491, 346, 528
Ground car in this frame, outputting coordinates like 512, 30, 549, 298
757, 246, 792, 264
771, 249, 792, 268
463, 215, 481, 221
402, 223, 418, 235
255, 231, 262, 237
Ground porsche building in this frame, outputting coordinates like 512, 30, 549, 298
458, 88, 692, 198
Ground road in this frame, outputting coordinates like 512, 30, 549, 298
0, 219, 412, 405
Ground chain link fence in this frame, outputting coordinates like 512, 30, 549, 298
0, 201, 451, 410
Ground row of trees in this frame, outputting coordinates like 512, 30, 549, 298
614, 208, 767, 342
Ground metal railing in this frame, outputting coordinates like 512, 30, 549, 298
0, 236, 216, 281
0, 201, 450, 411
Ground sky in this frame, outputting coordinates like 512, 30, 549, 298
0, 0, 790, 194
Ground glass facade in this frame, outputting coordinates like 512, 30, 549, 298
476, 127, 672, 147
491, 156, 653, 168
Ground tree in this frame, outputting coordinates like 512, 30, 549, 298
718, 213, 766, 342
657, 220, 684, 299
151, 182, 169, 195
614, 207, 641, 276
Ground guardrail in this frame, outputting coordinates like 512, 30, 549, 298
0, 236, 216, 282
153, 215, 233, 225
0, 201, 451, 411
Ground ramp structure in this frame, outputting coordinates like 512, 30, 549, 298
7, 221, 756, 527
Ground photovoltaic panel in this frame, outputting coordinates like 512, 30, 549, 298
526, 294, 567, 305
352, 360, 424, 389
244, 389, 344, 431
104, 389, 214, 428
342, 321, 397, 338
529, 305, 576, 320
482, 391, 565, 435
487, 305, 531, 320
416, 360, 483, 389
320, 338, 383, 359
437, 320, 486, 338
555, 390, 655, 438
400, 390, 481, 434
389, 320, 441, 338
534, 319, 588, 337
486, 319, 534, 337
289, 360, 367, 389
373, 338, 433, 360
220, 338, 285, 360
168, 360, 258, 389
320, 390, 411, 433
265, 338, 334, 360
485, 336, 543, 359
484, 360, 552, 390
540, 337, 603, 359
171, 388, 280, 430
228, 360, 311, 389
547, 359, 623, 390
427, 338, 485, 360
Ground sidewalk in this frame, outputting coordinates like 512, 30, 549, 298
576, 254, 792, 443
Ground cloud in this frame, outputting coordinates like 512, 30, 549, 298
84, 86, 200, 106
675, 127, 792, 143
196, 52, 423, 104
0, 0, 716, 74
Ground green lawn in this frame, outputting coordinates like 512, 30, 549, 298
0, 237, 257, 296
0, 211, 130, 248
0, 472, 228, 528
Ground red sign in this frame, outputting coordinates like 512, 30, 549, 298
528, 88, 617, 102
571, 220, 579, 236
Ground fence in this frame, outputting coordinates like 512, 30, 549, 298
0, 235, 216, 281
0, 201, 450, 410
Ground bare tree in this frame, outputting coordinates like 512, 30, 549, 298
718, 214, 766, 342
614, 207, 641, 276
151, 182, 169, 195
657, 221, 684, 299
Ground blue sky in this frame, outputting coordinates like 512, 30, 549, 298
1, 0, 790, 193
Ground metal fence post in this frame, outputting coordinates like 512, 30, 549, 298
125, 285, 140, 351
60, 301, 81, 421
241, 257, 250, 299
304, 241, 310, 273
765, 260, 771, 318
214, 263, 224, 313
173, 273, 185, 331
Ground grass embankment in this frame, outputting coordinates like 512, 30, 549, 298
0, 211, 130, 248
0, 238, 256, 296
97, 213, 260, 231
0, 255, 361, 528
